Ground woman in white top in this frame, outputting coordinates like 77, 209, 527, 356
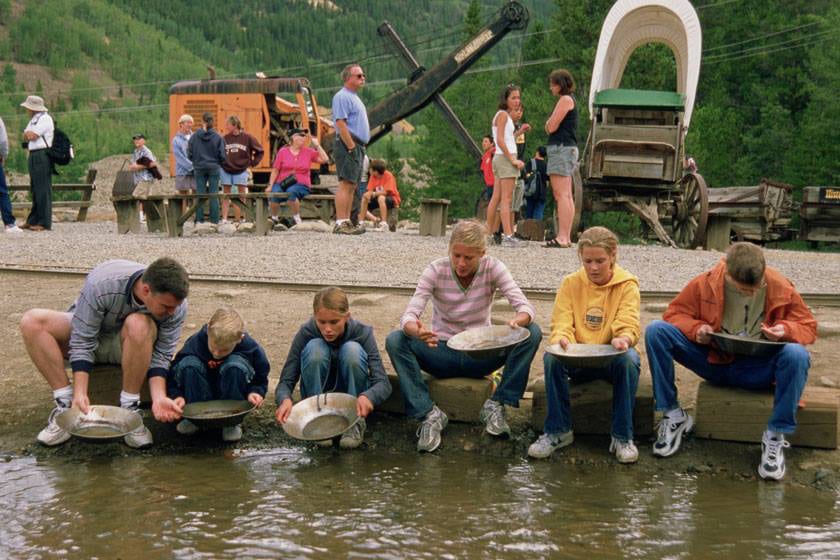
485, 84, 525, 247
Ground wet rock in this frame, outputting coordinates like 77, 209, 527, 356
463, 441, 476, 452
687, 463, 712, 474
819, 376, 838, 388
218, 223, 237, 235
813, 469, 831, 483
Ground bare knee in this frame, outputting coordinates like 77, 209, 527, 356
122, 313, 157, 345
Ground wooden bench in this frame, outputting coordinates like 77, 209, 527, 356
694, 381, 840, 449
380, 371, 494, 422
530, 377, 655, 437
419, 198, 450, 236
9, 168, 98, 222
112, 188, 336, 236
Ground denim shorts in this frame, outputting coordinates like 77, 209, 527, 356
220, 169, 249, 186
546, 145, 578, 176
492, 154, 519, 179
334, 139, 365, 184
271, 182, 310, 203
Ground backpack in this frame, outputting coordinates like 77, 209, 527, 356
47, 126, 74, 166
524, 158, 539, 198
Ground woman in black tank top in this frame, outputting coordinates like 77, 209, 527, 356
544, 69, 578, 248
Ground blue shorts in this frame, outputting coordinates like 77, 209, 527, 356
271, 182, 310, 203
220, 169, 249, 186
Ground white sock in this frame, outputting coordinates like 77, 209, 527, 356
665, 407, 685, 421
336, 219, 347, 225
765, 430, 784, 441
293, 214, 302, 224
120, 391, 141, 408
53, 385, 73, 407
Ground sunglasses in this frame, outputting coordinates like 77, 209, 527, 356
354, 73, 366, 78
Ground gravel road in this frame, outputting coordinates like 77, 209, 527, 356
1, 221, 838, 293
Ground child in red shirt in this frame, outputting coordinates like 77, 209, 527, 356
360, 159, 400, 231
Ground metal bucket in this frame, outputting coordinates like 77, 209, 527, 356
446, 325, 530, 360
282, 393, 359, 441
710, 332, 785, 358
544, 343, 627, 369
182, 400, 255, 429
56, 405, 143, 442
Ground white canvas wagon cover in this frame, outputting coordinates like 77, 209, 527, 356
589, 0, 702, 127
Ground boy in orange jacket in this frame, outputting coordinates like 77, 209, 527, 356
645, 242, 817, 480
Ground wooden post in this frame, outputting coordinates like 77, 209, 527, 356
419, 198, 450, 236
530, 376, 654, 436
704, 215, 731, 251
694, 381, 840, 449
76, 168, 97, 222
165, 198, 183, 237
113, 198, 141, 234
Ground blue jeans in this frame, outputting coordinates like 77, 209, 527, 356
524, 198, 546, 220
385, 323, 542, 419
172, 354, 256, 402
0, 163, 15, 226
195, 168, 220, 223
645, 320, 810, 433
300, 339, 369, 398
542, 349, 640, 441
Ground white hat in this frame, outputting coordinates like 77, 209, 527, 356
20, 95, 48, 112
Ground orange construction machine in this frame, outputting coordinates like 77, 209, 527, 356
168, 77, 334, 184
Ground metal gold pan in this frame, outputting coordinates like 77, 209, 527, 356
544, 343, 627, 369
446, 325, 530, 360
282, 393, 359, 441
56, 405, 144, 442
182, 400, 255, 429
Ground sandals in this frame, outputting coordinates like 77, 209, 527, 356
544, 238, 572, 248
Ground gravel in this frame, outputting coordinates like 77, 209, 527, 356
2, 221, 839, 294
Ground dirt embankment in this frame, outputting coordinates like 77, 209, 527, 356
1, 273, 839, 491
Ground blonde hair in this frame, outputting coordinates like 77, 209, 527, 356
449, 220, 487, 251
207, 306, 245, 347
726, 242, 765, 285
313, 286, 349, 315
226, 115, 242, 130
577, 226, 619, 258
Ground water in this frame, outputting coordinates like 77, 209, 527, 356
2, 450, 840, 559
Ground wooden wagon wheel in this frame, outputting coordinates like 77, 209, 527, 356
571, 165, 583, 240
672, 172, 709, 249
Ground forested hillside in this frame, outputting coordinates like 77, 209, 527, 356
0, 0, 838, 222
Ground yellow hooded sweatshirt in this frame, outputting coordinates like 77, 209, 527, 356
549, 263, 641, 346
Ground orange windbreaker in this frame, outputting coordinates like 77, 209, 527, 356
663, 260, 817, 363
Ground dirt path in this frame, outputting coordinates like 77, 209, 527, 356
1, 272, 839, 490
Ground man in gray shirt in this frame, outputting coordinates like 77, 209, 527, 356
20, 257, 190, 448
0, 115, 23, 232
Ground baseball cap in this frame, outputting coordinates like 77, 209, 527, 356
132, 133, 145, 140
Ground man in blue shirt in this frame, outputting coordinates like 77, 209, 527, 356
331, 63, 370, 235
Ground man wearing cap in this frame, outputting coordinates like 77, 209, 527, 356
331, 63, 370, 235
20, 95, 54, 231
171, 114, 195, 214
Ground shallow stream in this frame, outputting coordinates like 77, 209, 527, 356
2, 449, 840, 559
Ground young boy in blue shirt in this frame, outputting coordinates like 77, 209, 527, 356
169, 306, 270, 441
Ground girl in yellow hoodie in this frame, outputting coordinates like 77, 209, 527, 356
528, 226, 641, 463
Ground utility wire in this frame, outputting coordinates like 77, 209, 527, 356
703, 21, 821, 52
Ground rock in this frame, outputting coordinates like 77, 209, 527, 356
463, 441, 476, 452
192, 223, 217, 235
819, 376, 838, 388
218, 223, 237, 235
644, 302, 668, 313
350, 293, 389, 307
292, 221, 332, 233
237, 222, 256, 234
813, 469, 831, 483
818, 322, 840, 338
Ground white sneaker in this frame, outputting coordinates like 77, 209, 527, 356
139, 212, 146, 224
222, 425, 243, 442
479, 399, 510, 436
37, 405, 71, 446
124, 424, 153, 448
653, 409, 694, 457
759, 432, 790, 480
376, 221, 390, 232
610, 436, 639, 464
527, 431, 574, 459
339, 418, 366, 449
176, 419, 199, 435
5, 224, 23, 233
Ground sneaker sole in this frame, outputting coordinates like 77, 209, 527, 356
652, 416, 695, 458
758, 464, 785, 481
417, 437, 442, 453
37, 432, 71, 446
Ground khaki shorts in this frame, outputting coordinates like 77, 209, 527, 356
132, 180, 167, 199
492, 154, 519, 179
175, 175, 196, 191
64, 312, 123, 365
546, 145, 579, 176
